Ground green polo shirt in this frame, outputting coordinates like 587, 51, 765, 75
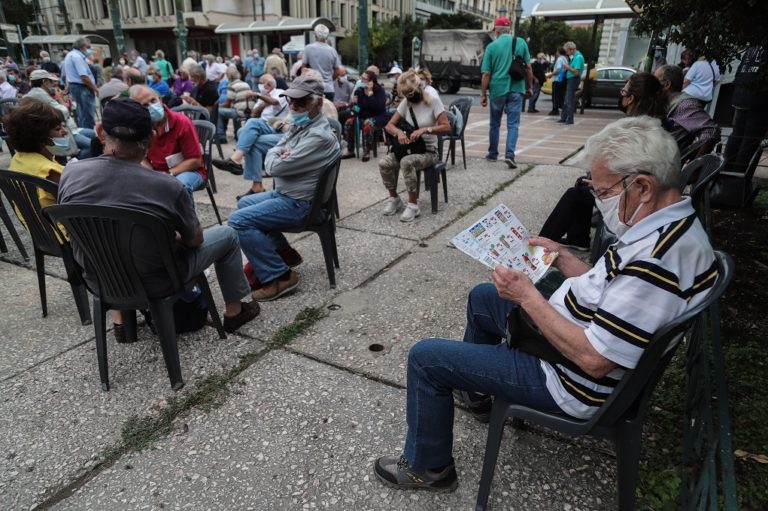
481, 34, 531, 98
566, 50, 585, 79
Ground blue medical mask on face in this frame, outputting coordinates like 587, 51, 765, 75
8, 75, 16, 83
46, 136, 71, 156
43, 56, 51, 63
290, 111, 311, 127
84, 49, 93, 57
148, 102, 164, 122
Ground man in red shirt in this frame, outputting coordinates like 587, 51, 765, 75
129, 84, 205, 195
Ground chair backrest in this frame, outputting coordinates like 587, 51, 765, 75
450, 97, 473, 137
0, 169, 65, 257
681, 153, 724, 213
171, 104, 210, 121
43, 204, 187, 308
669, 126, 695, 154
585, 250, 733, 430
0, 98, 19, 154
679, 138, 708, 165
193, 119, 215, 181
303, 157, 341, 227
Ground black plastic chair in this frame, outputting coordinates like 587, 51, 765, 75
710, 139, 766, 209
416, 161, 448, 214
0, 191, 29, 259
678, 153, 724, 232
439, 97, 473, 169
282, 157, 342, 288
43, 204, 227, 391
172, 103, 225, 159
475, 250, 734, 511
0, 97, 19, 155
0, 170, 91, 325
192, 120, 224, 224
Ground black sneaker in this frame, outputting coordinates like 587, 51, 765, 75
454, 389, 492, 423
223, 301, 261, 333
557, 237, 590, 252
374, 455, 458, 492
504, 157, 517, 169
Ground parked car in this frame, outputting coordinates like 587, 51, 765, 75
541, 66, 637, 108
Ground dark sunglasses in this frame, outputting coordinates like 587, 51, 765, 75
287, 95, 311, 107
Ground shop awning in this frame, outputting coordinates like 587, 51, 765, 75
530, 0, 635, 20
215, 17, 335, 34
22, 34, 111, 45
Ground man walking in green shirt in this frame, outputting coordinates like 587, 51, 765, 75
559, 41, 584, 125
480, 17, 532, 169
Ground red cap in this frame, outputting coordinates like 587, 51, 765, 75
495, 17, 511, 27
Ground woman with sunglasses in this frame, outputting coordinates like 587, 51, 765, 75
341, 69, 389, 162
540, 72, 669, 251
379, 70, 452, 222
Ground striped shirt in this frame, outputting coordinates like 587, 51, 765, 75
543, 197, 717, 419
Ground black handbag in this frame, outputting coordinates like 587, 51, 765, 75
388, 106, 427, 160
508, 36, 527, 81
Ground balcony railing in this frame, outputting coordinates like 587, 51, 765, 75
458, 3, 493, 19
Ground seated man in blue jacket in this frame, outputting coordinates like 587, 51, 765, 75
228, 76, 341, 302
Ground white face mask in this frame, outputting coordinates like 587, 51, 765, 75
594, 178, 643, 238
258, 84, 266, 93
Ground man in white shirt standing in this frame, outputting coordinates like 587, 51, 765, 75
62, 37, 99, 129
212, 73, 289, 197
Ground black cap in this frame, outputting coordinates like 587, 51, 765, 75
101, 98, 152, 141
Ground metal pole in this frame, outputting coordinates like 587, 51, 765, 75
57, 0, 72, 34
358, 0, 368, 72
174, 0, 188, 65
108, 0, 125, 57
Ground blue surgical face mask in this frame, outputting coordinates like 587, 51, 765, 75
43, 56, 51, 63
290, 111, 311, 127
148, 102, 164, 122
8, 75, 16, 83
84, 49, 93, 57
46, 136, 71, 156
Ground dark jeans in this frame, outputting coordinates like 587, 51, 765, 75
527, 83, 541, 112
402, 283, 560, 471
723, 107, 768, 173
539, 182, 594, 245
560, 76, 580, 124
551, 80, 566, 113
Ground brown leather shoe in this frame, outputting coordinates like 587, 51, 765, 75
277, 247, 303, 268
252, 270, 300, 302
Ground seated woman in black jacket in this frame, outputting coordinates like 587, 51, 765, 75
342, 70, 389, 162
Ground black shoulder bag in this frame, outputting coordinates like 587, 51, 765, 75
508, 36, 527, 81
388, 106, 427, 160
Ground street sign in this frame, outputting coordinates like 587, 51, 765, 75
5, 32, 19, 44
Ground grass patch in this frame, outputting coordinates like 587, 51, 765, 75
637, 204, 768, 510
270, 306, 326, 347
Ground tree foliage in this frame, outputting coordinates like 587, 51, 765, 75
520, 19, 601, 60
426, 12, 483, 30
626, 0, 768, 74
338, 17, 425, 70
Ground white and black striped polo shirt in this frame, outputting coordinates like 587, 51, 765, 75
543, 197, 718, 419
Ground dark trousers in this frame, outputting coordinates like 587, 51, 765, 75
551, 80, 565, 114
539, 183, 594, 245
723, 107, 768, 173
560, 76, 580, 124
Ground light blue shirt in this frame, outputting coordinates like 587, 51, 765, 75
62, 49, 94, 85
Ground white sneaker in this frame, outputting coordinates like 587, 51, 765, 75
382, 196, 403, 216
400, 203, 420, 222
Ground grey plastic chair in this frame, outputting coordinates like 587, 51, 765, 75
192, 119, 224, 224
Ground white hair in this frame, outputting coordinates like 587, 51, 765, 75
496, 26, 511, 34
226, 68, 241, 81
260, 74, 276, 88
576, 116, 681, 189
314, 24, 330, 41
564, 41, 577, 51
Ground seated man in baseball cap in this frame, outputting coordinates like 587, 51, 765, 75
228, 75, 341, 302
58, 98, 261, 334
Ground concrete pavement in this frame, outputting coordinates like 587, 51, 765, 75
2, 108, 624, 510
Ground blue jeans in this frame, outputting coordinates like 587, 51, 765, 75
487, 91, 523, 161
184, 225, 251, 303
228, 190, 311, 284
176, 171, 205, 198
528, 83, 541, 112
74, 128, 96, 159
236, 119, 284, 184
560, 76, 580, 124
69, 83, 96, 130
403, 283, 560, 471
217, 107, 239, 139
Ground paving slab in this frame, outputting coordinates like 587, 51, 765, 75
214, 227, 416, 342
53, 351, 616, 510
289, 164, 583, 385
0, 261, 95, 382
0, 327, 266, 510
